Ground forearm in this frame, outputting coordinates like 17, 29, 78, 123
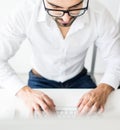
96, 13, 120, 89
100, 68, 120, 90
0, 61, 26, 95
0, 7, 26, 95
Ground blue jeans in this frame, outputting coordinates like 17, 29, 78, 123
28, 68, 96, 89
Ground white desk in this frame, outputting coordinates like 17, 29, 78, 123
0, 89, 120, 119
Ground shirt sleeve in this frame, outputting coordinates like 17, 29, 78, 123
0, 1, 28, 95
95, 9, 120, 89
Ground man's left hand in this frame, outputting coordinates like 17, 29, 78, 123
77, 83, 114, 115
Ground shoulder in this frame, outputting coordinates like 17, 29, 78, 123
14, 0, 42, 12
88, 0, 115, 27
11, 0, 43, 19
19, 0, 41, 6
89, 0, 111, 18
88, 0, 118, 37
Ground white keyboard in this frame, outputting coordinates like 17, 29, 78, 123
34, 106, 78, 119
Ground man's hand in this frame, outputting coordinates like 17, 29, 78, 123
16, 86, 56, 117
77, 83, 114, 115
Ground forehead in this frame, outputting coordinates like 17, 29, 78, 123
46, 0, 81, 7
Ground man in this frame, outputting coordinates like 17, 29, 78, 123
0, 0, 120, 116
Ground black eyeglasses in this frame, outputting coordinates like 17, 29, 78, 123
43, 0, 89, 17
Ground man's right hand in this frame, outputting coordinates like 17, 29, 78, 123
16, 86, 56, 117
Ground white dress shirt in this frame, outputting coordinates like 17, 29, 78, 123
0, 0, 120, 95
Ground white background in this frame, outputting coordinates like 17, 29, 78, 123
0, 0, 120, 74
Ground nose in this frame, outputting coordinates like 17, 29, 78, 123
62, 13, 71, 23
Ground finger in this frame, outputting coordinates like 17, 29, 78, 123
87, 103, 98, 115
43, 95, 56, 106
35, 95, 54, 114
28, 108, 34, 119
34, 90, 55, 107
42, 95, 56, 111
80, 105, 91, 115
78, 98, 89, 113
38, 99, 52, 114
85, 99, 95, 108
79, 99, 95, 115
98, 105, 104, 114
33, 104, 42, 117
77, 98, 83, 108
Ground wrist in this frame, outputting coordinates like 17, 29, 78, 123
16, 86, 32, 97
97, 83, 114, 95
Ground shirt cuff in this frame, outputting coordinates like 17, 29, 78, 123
100, 73, 120, 89
0, 75, 26, 95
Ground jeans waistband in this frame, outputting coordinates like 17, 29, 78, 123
62, 68, 87, 84
30, 67, 87, 83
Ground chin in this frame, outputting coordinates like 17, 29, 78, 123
55, 17, 76, 27
58, 22, 72, 27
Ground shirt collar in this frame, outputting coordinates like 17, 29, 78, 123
74, 11, 90, 29
37, 1, 51, 25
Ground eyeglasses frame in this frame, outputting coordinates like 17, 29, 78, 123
43, 0, 89, 17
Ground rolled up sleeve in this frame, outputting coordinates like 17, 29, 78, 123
96, 9, 120, 89
0, 2, 27, 95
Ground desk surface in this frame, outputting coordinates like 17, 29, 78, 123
0, 88, 120, 119
0, 118, 120, 130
